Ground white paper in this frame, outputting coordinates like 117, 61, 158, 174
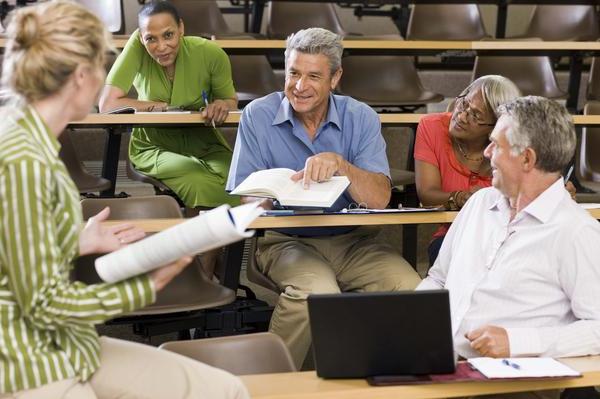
468, 357, 581, 379
95, 202, 263, 283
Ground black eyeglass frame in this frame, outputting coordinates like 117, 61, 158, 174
454, 94, 496, 127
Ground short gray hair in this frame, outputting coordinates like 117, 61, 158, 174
284, 28, 343, 75
460, 75, 521, 119
497, 96, 575, 173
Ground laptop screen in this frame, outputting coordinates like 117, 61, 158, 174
307, 289, 455, 378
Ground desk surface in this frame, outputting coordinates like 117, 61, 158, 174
3, 37, 600, 52
69, 113, 600, 127
102, 208, 600, 233
239, 356, 600, 399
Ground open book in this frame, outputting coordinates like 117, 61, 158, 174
230, 168, 350, 208
94, 202, 263, 283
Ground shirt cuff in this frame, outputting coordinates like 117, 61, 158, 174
506, 327, 543, 357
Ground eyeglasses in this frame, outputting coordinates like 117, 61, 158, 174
454, 95, 496, 127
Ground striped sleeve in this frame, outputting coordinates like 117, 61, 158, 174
0, 157, 155, 329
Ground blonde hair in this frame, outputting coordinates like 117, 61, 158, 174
1, 1, 113, 103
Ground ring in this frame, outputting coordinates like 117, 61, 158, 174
119, 238, 125, 244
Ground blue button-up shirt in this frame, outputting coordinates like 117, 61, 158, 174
226, 91, 390, 236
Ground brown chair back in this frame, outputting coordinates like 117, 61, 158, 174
77, 196, 236, 315
230, 55, 283, 105
580, 101, 600, 182
267, 2, 346, 38
160, 332, 296, 374
170, 0, 232, 36
587, 55, 600, 101
472, 56, 566, 99
338, 55, 443, 107
58, 130, 111, 193
81, 195, 182, 219
406, 5, 488, 40
522, 5, 600, 41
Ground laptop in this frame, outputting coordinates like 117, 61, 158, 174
307, 289, 455, 378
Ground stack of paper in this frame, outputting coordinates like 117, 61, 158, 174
468, 358, 581, 379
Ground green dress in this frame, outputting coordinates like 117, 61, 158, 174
106, 30, 239, 207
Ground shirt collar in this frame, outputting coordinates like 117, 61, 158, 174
272, 93, 342, 131
488, 177, 566, 223
28, 106, 61, 157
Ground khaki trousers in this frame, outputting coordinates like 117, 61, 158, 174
0, 337, 249, 399
257, 226, 422, 369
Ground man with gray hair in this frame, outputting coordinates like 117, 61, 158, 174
418, 96, 600, 399
227, 27, 421, 369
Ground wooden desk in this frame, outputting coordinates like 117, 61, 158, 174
103, 208, 600, 233
71, 112, 600, 198
2, 36, 596, 109
239, 356, 600, 399
72, 112, 600, 128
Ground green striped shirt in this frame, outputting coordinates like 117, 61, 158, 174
0, 107, 156, 393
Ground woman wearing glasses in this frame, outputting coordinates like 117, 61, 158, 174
415, 75, 520, 266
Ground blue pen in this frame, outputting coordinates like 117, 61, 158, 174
201, 90, 215, 128
501, 359, 521, 370
564, 164, 574, 184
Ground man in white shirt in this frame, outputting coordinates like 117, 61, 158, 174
418, 96, 600, 399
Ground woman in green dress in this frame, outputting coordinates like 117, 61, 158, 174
99, 0, 238, 209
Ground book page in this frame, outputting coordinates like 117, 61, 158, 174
278, 176, 350, 207
230, 168, 296, 199
468, 357, 581, 379
95, 202, 263, 283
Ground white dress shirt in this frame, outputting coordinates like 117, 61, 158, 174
418, 179, 600, 359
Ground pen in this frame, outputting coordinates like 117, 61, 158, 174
564, 164, 574, 184
201, 90, 216, 129
501, 359, 521, 370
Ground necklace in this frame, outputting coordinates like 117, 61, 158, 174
164, 68, 175, 81
454, 139, 484, 162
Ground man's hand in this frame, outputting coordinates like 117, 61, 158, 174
201, 99, 230, 125
466, 325, 510, 357
291, 152, 344, 189
565, 181, 576, 200
79, 207, 146, 256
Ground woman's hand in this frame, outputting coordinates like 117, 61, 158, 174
150, 256, 193, 291
201, 99, 230, 125
79, 207, 146, 256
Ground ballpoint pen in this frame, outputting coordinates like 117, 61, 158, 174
501, 359, 521, 370
201, 90, 216, 129
564, 164, 574, 184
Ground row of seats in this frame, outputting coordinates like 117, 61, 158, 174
60, 1, 600, 199
80, 1, 599, 108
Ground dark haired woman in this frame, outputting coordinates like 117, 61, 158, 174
100, 0, 238, 210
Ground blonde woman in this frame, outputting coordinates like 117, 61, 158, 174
0, 2, 248, 398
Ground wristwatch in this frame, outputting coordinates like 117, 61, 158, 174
446, 191, 459, 211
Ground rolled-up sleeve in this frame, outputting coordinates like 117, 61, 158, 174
0, 157, 155, 330
350, 106, 390, 178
